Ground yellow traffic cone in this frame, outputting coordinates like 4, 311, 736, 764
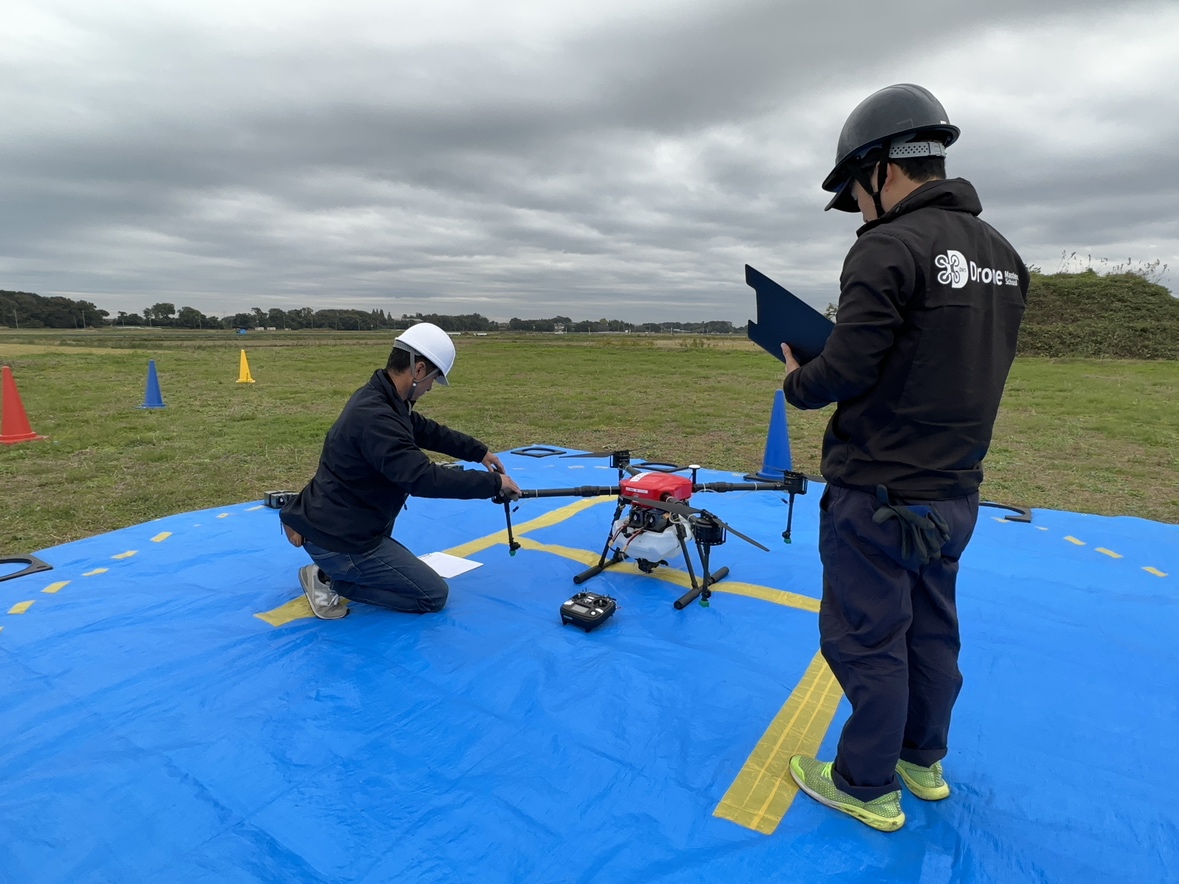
237, 349, 255, 384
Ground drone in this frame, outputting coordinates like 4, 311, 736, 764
495, 450, 808, 610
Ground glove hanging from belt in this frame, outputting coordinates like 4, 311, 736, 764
871, 485, 951, 569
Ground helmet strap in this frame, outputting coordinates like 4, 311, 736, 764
870, 139, 891, 218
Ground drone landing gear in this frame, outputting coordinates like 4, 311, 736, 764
572, 511, 733, 611
573, 550, 625, 585
671, 519, 729, 610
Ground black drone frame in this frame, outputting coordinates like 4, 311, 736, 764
495, 450, 808, 609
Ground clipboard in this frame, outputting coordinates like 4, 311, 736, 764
745, 264, 834, 365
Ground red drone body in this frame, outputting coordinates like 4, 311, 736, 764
619, 471, 693, 504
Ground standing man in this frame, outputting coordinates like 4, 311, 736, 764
280, 322, 520, 620
782, 84, 1028, 831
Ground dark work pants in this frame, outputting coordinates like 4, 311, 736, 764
818, 484, 979, 802
302, 536, 449, 614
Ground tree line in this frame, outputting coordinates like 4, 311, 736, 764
0, 291, 743, 334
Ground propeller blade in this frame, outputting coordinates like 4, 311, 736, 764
625, 496, 701, 518
561, 449, 630, 459
697, 510, 770, 551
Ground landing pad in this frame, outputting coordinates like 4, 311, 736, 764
1, 450, 1176, 882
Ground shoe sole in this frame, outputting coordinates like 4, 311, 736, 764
789, 764, 905, 833
895, 766, 950, 801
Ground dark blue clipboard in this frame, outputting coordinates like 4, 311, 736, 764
745, 264, 834, 365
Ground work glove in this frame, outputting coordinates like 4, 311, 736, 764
872, 485, 951, 569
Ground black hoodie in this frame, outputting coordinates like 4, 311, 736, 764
281, 369, 502, 553
783, 178, 1027, 499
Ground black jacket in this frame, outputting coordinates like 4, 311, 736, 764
281, 369, 502, 553
783, 179, 1027, 499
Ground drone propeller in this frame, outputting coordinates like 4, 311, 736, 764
624, 495, 770, 552
561, 450, 625, 459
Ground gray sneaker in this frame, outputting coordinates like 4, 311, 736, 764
299, 565, 348, 620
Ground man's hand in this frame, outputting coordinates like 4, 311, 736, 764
482, 452, 506, 473
498, 474, 522, 501
781, 343, 800, 379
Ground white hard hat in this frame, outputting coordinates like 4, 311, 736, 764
393, 322, 456, 385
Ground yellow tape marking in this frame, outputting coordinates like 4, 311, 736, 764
42, 581, 70, 594
445, 497, 614, 558
247, 505, 265, 511
255, 596, 313, 626
255, 497, 615, 627
515, 538, 820, 614
8, 601, 35, 615
1144, 567, 1168, 578
151, 532, 172, 543
112, 550, 137, 560
713, 651, 844, 834
217, 513, 230, 519
83, 568, 108, 577
1095, 547, 1122, 559
1064, 536, 1085, 546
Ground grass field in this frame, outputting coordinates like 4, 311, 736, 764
1, 328, 1176, 553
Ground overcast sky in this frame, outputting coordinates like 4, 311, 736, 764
3, 0, 1176, 323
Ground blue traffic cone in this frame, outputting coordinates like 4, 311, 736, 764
139, 359, 166, 409
752, 389, 792, 479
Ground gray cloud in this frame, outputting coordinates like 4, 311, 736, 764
2, 0, 1176, 322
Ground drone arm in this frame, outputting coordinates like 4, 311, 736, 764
694, 475, 808, 495
514, 485, 621, 499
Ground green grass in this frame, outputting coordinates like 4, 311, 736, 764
1, 328, 1176, 553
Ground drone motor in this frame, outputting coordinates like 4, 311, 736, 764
690, 515, 726, 547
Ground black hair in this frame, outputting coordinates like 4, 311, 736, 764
386, 346, 438, 376
892, 155, 946, 182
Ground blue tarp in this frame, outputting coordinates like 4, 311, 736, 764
2, 450, 1176, 882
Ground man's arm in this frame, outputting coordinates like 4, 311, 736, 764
364, 415, 502, 500
410, 410, 489, 463
783, 233, 916, 409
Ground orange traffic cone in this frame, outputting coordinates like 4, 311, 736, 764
1, 365, 45, 444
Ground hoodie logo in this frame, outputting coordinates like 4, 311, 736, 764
935, 250, 969, 289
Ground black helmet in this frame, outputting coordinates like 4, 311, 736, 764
822, 83, 959, 213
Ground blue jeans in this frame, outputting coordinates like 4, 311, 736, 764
302, 537, 449, 614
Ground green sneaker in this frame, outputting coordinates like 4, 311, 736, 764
789, 755, 905, 832
896, 759, 951, 801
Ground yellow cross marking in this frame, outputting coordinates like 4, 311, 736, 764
250, 493, 836, 835
714, 651, 843, 834
112, 550, 137, 560
1064, 536, 1085, 546
8, 601, 35, 615
83, 568, 108, 577
42, 581, 70, 594
217, 513, 230, 519
1144, 567, 1168, 578
1095, 548, 1122, 559
247, 505, 265, 511
151, 532, 172, 542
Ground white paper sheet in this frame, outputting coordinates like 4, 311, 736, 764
417, 551, 483, 579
